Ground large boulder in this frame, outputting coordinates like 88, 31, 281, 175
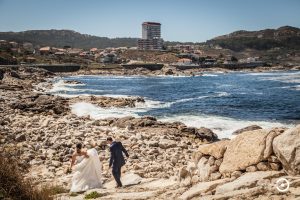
197, 157, 214, 182
196, 127, 218, 142
196, 140, 229, 159
219, 128, 283, 174
232, 125, 262, 135
273, 125, 300, 175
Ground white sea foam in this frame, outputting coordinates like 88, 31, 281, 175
70, 98, 170, 119
49, 80, 109, 94
71, 102, 140, 118
202, 74, 219, 77
159, 114, 293, 139
70, 101, 293, 139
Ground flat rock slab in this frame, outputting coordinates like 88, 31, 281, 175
200, 187, 265, 200
104, 173, 142, 189
179, 178, 230, 200
100, 190, 159, 200
215, 171, 284, 194
139, 178, 177, 190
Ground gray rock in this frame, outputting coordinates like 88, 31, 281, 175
15, 134, 26, 142
232, 125, 262, 135
273, 125, 300, 175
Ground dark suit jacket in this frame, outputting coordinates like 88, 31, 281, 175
109, 141, 129, 168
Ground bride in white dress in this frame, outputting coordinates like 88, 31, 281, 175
70, 143, 102, 193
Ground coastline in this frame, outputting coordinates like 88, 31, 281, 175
56, 65, 300, 77
1, 66, 299, 199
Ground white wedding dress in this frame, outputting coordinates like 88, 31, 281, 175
70, 148, 102, 192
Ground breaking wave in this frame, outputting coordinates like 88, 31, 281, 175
159, 114, 293, 139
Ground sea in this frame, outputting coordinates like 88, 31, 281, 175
49, 71, 300, 138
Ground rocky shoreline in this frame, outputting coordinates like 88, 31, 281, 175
0, 66, 299, 199
59, 64, 300, 77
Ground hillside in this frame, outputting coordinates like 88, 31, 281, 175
207, 26, 300, 51
0, 29, 138, 49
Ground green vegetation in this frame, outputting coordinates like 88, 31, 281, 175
207, 26, 300, 51
0, 148, 67, 200
70, 192, 79, 197
0, 30, 199, 50
84, 191, 102, 199
0, 30, 138, 49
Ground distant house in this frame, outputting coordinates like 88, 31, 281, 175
99, 53, 118, 63
90, 48, 98, 54
54, 51, 65, 56
68, 48, 83, 56
0, 40, 9, 50
177, 58, 192, 65
9, 41, 18, 48
40, 46, 52, 55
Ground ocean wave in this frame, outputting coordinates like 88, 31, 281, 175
70, 98, 170, 119
71, 102, 141, 119
202, 74, 219, 77
159, 114, 293, 139
248, 71, 300, 84
70, 102, 293, 139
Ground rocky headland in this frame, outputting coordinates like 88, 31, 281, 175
0, 66, 299, 200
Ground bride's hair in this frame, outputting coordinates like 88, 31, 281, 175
76, 143, 82, 153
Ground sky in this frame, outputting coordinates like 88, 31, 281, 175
0, 0, 300, 42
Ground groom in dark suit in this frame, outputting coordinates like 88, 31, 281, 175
107, 137, 129, 188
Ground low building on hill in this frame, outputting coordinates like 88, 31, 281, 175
177, 58, 192, 65
40, 46, 52, 55
54, 51, 65, 56
90, 48, 98, 54
0, 40, 9, 50
9, 41, 18, 48
68, 48, 83, 56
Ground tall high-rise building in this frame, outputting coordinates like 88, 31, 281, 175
138, 22, 163, 50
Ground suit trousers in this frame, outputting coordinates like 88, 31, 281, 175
112, 165, 122, 187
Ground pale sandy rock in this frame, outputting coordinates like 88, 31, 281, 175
208, 156, 215, 166
232, 125, 262, 135
191, 175, 199, 185
273, 125, 300, 175
257, 162, 270, 171
179, 178, 230, 200
231, 170, 242, 178
196, 140, 229, 159
197, 157, 212, 182
192, 151, 203, 165
263, 128, 284, 159
215, 171, 284, 194
179, 166, 191, 186
100, 190, 159, 200
210, 172, 222, 181
219, 129, 280, 174
269, 162, 281, 171
246, 165, 258, 172
201, 187, 266, 200
186, 162, 197, 174
139, 178, 177, 190
104, 173, 142, 189
159, 139, 176, 149
214, 159, 222, 167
